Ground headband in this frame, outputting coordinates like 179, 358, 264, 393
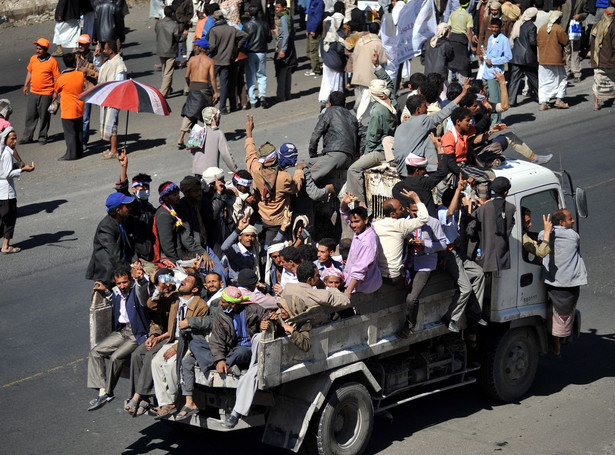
232, 173, 252, 187
258, 150, 277, 164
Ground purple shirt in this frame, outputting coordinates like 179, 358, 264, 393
341, 209, 383, 293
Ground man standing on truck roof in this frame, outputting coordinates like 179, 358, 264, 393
466, 176, 516, 272
538, 209, 587, 356
87, 264, 150, 411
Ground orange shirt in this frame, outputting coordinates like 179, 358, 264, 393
195, 18, 206, 40
54, 69, 85, 119
441, 126, 476, 163
27, 55, 60, 95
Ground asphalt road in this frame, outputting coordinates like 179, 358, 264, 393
1, 5, 614, 454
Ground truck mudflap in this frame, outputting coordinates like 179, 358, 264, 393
261, 362, 381, 453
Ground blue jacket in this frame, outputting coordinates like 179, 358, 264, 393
306, 0, 324, 34
111, 280, 150, 344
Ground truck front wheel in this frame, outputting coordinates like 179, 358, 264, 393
305, 382, 374, 455
480, 327, 539, 402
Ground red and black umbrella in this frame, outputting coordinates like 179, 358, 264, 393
79, 79, 171, 145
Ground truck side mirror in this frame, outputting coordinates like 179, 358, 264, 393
575, 187, 588, 218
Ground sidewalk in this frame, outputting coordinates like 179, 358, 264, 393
0, 0, 57, 22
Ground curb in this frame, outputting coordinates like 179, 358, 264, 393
0, 0, 58, 21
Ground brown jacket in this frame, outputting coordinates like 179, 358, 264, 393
75, 51, 98, 90
537, 23, 569, 66
351, 33, 387, 88
147, 290, 178, 336
245, 137, 304, 226
166, 294, 209, 344
590, 21, 615, 69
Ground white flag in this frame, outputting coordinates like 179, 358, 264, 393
395, 0, 437, 65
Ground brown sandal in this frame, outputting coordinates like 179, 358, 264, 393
154, 404, 176, 420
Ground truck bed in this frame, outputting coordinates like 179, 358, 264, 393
196, 272, 457, 390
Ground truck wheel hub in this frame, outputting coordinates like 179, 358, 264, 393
505, 345, 528, 381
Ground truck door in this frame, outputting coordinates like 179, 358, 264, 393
516, 187, 561, 313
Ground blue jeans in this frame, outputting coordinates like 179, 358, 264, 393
83, 102, 92, 145
246, 52, 267, 105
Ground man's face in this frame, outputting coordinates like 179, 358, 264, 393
275, 3, 283, 14
270, 251, 284, 267
282, 258, 297, 273
523, 214, 532, 231
317, 245, 332, 264
5, 132, 17, 149
408, 204, 419, 218
239, 231, 256, 248
490, 24, 501, 36
560, 210, 575, 229
457, 115, 473, 133
349, 214, 368, 234
417, 101, 428, 115
306, 268, 320, 286
388, 200, 405, 219
117, 204, 131, 220
490, 8, 500, 16
103, 43, 112, 57
324, 275, 342, 289
131, 183, 149, 195
185, 185, 202, 203
78, 43, 90, 54
165, 191, 181, 205
35, 45, 47, 56
469, 101, 480, 116
178, 275, 197, 295
205, 274, 222, 293
115, 274, 132, 293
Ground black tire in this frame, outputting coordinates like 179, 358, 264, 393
480, 327, 539, 402
304, 382, 374, 455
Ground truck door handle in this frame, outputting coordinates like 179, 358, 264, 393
520, 273, 533, 287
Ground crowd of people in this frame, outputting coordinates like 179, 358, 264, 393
0, 0, 594, 426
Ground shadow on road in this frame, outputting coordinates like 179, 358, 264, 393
13, 230, 77, 250
566, 93, 589, 107
0, 84, 23, 95
225, 128, 246, 142
18, 199, 68, 217
504, 112, 536, 125
124, 51, 155, 61
130, 70, 156, 80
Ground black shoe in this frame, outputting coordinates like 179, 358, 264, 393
220, 108, 230, 115
221, 412, 239, 428
260, 97, 268, 109
177, 142, 186, 150
38, 138, 47, 145
88, 393, 114, 411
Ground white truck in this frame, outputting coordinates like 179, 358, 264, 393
90, 160, 588, 455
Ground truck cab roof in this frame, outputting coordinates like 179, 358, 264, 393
493, 159, 560, 195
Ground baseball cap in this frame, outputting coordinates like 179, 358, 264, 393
105, 193, 135, 211
33, 38, 50, 48
77, 34, 91, 44
193, 37, 210, 49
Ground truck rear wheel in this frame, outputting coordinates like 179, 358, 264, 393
480, 327, 539, 402
305, 382, 374, 455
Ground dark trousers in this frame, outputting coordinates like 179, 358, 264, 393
83, 102, 92, 145
23, 93, 53, 142
182, 334, 213, 396
508, 64, 539, 105
234, 60, 248, 108
129, 340, 165, 397
216, 64, 236, 111
61, 117, 84, 160
407, 271, 431, 326
275, 60, 292, 101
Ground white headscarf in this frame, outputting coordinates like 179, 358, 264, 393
430, 23, 451, 48
509, 7, 537, 46
368, 79, 396, 115
323, 12, 346, 52
0, 126, 15, 148
547, 10, 562, 33
264, 242, 287, 287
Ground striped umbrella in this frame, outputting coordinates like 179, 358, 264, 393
79, 79, 171, 146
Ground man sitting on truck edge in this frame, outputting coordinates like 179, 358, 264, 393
340, 192, 383, 299
438, 182, 488, 333
210, 286, 270, 377
150, 273, 209, 419
372, 195, 429, 289
88, 264, 150, 411
401, 196, 448, 337
222, 295, 313, 428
